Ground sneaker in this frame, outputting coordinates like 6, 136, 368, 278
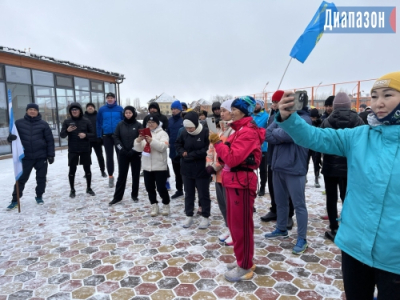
150, 203, 159, 217
198, 216, 210, 229
6, 202, 18, 211
182, 216, 194, 228
258, 188, 265, 197
132, 197, 139, 203
86, 188, 95, 196
165, 181, 171, 191
108, 176, 114, 188
162, 204, 170, 216
218, 231, 230, 242
260, 211, 277, 222
69, 189, 76, 198
314, 176, 321, 188
265, 228, 289, 239
324, 230, 337, 242
35, 197, 44, 205
109, 199, 122, 206
101, 171, 107, 178
171, 190, 184, 199
224, 236, 234, 246
224, 266, 254, 282
292, 238, 308, 254
226, 262, 256, 271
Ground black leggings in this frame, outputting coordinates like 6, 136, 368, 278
342, 251, 400, 300
69, 164, 91, 176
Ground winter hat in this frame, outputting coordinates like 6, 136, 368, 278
359, 104, 367, 109
310, 108, 320, 118
333, 92, 351, 110
181, 102, 188, 110
124, 105, 136, 115
26, 103, 39, 111
325, 96, 335, 107
221, 100, 234, 112
255, 99, 265, 108
231, 96, 256, 117
148, 102, 159, 111
106, 92, 115, 98
272, 90, 284, 102
147, 113, 160, 125
371, 71, 400, 94
212, 102, 221, 111
171, 100, 183, 111
199, 110, 208, 117
183, 111, 199, 128
86, 102, 95, 109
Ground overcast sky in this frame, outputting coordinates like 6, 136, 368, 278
2, 0, 399, 106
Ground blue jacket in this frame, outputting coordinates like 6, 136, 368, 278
96, 103, 124, 137
252, 110, 269, 152
266, 109, 311, 176
167, 114, 183, 159
276, 112, 400, 275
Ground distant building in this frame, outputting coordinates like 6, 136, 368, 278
148, 93, 175, 116
189, 98, 212, 114
0, 46, 124, 155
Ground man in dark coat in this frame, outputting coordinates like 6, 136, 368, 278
320, 93, 364, 241
60, 102, 95, 198
359, 106, 372, 125
143, 102, 169, 131
321, 96, 334, 121
6, 103, 55, 210
209, 102, 221, 126
84, 103, 106, 177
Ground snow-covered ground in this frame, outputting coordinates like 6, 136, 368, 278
0, 149, 348, 300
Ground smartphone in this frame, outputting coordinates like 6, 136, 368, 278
69, 122, 76, 127
139, 128, 152, 137
286, 90, 308, 111
206, 117, 218, 133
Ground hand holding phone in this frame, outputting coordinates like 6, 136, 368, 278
67, 122, 77, 132
285, 90, 308, 111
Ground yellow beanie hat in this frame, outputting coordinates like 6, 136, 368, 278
371, 71, 400, 93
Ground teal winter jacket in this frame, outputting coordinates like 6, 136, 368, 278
251, 110, 269, 152
276, 112, 400, 275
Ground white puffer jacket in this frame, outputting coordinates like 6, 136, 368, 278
134, 126, 169, 171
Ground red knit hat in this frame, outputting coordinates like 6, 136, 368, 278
272, 90, 284, 102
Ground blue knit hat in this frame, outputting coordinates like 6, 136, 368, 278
181, 102, 188, 110
231, 96, 256, 116
255, 99, 264, 109
171, 100, 183, 111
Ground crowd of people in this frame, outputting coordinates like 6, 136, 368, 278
6, 71, 400, 298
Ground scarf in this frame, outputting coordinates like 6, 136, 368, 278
369, 102, 400, 126
186, 123, 203, 136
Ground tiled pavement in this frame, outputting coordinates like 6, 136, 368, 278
0, 151, 345, 300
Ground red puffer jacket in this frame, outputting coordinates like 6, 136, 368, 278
214, 116, 265, 190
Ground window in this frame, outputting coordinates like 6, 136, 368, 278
91, 80, 104, 92
91, 92, 105, 110
34, 86, 58, 144
0, 66, 4, 80
75, 90, 90, 106
56, 75, 73, 88
32, 70, 54, 87
104, 82, 116, 94
56, 88, 74, 146
74, 77, 90, 91
5, 66, 31, 84
0, 82, 10, 155
7, 83, 33, 121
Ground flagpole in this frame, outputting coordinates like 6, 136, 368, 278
277, 57, 293, 90
16, 181, 21, 213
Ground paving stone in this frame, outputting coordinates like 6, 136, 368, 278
48, 273, 70, 284
49, 258, 69, 268
254, 287, 280, 300
115, 261, 134, 270
326, 268, 343, 279
134, 283, 158, 295
195, 278, 218, 291
8, 289, 33, 300
174, 284, 198, 297
14, 271, 36, 282
273, 282, 299, 295
233, 281, 258, 293
59, 280, 82, 292
83, 275, 106, 286
87, 293, 110, 300
18, 257, 38, 266
47, 292, 71, 300
72, 286, 96, 299
181, 263, 201, 272
82, 259, 102, 269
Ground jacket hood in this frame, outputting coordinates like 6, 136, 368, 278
69, 102, 83, 118
148, 102, 160, 112
231, 116, 265, 145
326, 109, 362, 129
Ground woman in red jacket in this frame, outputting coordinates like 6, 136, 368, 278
211, 96, 265, 282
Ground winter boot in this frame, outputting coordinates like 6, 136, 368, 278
109, 199, 122, 206
101, 171, 107, 178
162, 204, 170, 216
182, 216, 194, 228
109, 176, 114, 188
69, 190, 76, 198
224, 266, 254, 282
151, 203, 159, 217
258, 187, 265, 197
35, 197, 44, 205
314, 175, 321, 188
198, 216, 210, 229
69, 175, 75, 198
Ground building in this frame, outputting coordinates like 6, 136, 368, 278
148, 93, 175, 116
189, 98, 212, 114
0, 46, 124, 155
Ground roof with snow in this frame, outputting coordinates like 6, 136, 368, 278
189, 98, 211, 108
0, 46, 125, 80
154, 93, 175, 103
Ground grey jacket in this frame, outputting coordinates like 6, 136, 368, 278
266, 109, 312, 176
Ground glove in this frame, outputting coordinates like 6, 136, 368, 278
206, 165, 216, 175
209, 133, 221, 145
48, 157, 54, 164
97, 137, 103, 145
7, 134, 17, 143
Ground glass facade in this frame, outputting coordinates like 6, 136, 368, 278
0, 63, 116, 152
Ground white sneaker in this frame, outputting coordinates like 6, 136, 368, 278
198, 216, 209, 229
151, 203, 159, 217
225, 236, 234, 246
218, 230, 230, 242
182, 216, 194, 228
162, 204, 170, 216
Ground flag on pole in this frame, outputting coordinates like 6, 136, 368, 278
8, 89, 24, 180
289, 1, 338, 63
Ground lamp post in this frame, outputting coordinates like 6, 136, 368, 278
262, 81, 269, 101
313, 82, 323, 107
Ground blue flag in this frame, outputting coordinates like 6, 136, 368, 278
289, 1, 338, 63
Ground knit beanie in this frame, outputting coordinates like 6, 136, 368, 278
181, 102, 188, 110
147, 113, 160, 125
148, 102, 159, 111
231, 96, 256, 117
310, 108, 320, 118
86, 102, 95, 109
26, 103, 39, 111
221, 100, 234, 112
171, 100, 183, 111
212, 102, 221, 111
255, 99, 265, 108
272, 90, 284, 102
325, 96, 335, 107
333, 93, 351, 110
124, 106, 136, 115
371, 71, 400, 93
183, 111, 199, 128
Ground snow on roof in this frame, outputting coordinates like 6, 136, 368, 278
155, 93, 175, 103
189, 98, 211, 108
0, 46, 125, 80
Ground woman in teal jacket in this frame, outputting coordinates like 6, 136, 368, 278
275, 71, 400, 300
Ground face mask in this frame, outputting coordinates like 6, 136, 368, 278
374, 102, 400, 125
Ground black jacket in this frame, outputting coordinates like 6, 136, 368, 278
359, 110, 372, 125
60, 103, 94, 153
113, 118, 143, 151
175, 126, 210, 178
143, 102, 169, 131
84, 111, 98, 142
266, 109, 278, 165
15, 113, 55, 159
320, 109, 364, 177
